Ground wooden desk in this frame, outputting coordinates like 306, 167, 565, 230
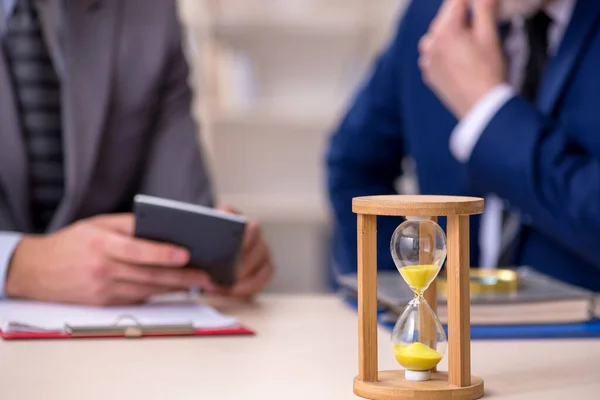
0, 295, 598, 400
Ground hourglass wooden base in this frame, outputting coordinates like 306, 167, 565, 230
352, 195, 485, 400
354, 371, 484, 400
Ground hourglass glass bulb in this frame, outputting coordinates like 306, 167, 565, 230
390, 216, 448, 381
391, 300, 447, 381
390, 216, 446, 294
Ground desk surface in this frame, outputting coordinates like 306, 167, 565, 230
0, 295, 599, 400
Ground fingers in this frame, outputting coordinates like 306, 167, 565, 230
472, 0, 500, 44
90, 213, 190, 266
418, 35, 433, 72
218, 205, 242, 215
231, 237, 274, 296
111, 263, 213, 290
104, 282, 176, 305
446, 0, 470, 26
217, 205, 256, 255
103, 233, 190, 267
217, 206, 258, 256
431, 0, 470, 33
421, 0, 470, 78
91, 210, 272, 298
231, 258, 274, 297
418, 34, 433, 53
204, 236, 272, 297
429, 0, 454, 33
90, 213, 135, 235
238, 239, 269, 280
241, 220, 261, 255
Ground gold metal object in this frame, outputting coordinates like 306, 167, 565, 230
438, 268, 519, 296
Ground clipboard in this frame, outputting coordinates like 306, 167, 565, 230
0, 325, 254, 340
0, 297, 255, 340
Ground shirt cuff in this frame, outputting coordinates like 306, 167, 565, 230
0, 232, 24, 298
450, 84, 516, 163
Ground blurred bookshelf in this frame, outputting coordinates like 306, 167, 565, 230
178, 0, 408, 293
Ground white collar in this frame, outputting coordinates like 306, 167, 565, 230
510, 0, 577, 27
544, 0, 577, 27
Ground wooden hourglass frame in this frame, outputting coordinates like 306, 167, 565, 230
352, 195, 485, 400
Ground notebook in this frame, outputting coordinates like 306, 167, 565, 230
342, 296, 600, 340
0, 293, 253, 340
337, 267, 598, 325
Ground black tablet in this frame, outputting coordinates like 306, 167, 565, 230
133, 194, 247, 287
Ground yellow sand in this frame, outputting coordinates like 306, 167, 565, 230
392, 343, 443, 371
399, 265, 439, 291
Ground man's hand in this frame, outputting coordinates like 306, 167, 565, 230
212, 206, 274, 298
5, 214, 214, 305
418, 0, 507, 119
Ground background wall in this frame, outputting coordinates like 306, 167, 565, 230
177, 0, 410, 293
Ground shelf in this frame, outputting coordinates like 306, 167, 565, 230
211, 12, 373, 35
193, 0, 376, 35
179, 0, 410, 294
211, 107, 339, 130
217, 194, 330, 223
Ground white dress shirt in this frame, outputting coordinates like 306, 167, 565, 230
449, 0, 576, 268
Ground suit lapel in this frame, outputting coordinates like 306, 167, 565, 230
537, 0, 600, 114
51, 0, 119, 228
0, 50, 30, 230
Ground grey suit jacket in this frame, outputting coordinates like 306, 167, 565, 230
0, 0, 214, 234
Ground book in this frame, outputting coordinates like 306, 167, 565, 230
337, 267, 598, 325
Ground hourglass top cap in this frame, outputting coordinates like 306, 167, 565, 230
352, 195, 484, 217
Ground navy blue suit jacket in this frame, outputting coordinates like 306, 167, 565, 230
326, 0, 600, 292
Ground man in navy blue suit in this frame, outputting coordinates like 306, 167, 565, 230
326, 0, 600, 291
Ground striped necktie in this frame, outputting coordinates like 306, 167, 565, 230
3, 0, 64, 232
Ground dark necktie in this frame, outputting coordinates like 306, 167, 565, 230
521, 11, 552, 101
3, 0, 64, 232
498, 10, 552, 266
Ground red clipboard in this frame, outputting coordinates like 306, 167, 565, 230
0, 295, 255, 340
0, 325, 254, 340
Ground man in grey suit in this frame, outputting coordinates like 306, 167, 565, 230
0, 0, 274, 305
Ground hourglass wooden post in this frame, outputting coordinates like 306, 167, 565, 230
352, 195, 485, 400
420, 216, 438, 372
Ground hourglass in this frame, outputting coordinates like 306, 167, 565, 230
352, 195, 485, 400
390, 217, 447, 382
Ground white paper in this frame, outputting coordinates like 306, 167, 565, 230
0, 293, 239, 332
